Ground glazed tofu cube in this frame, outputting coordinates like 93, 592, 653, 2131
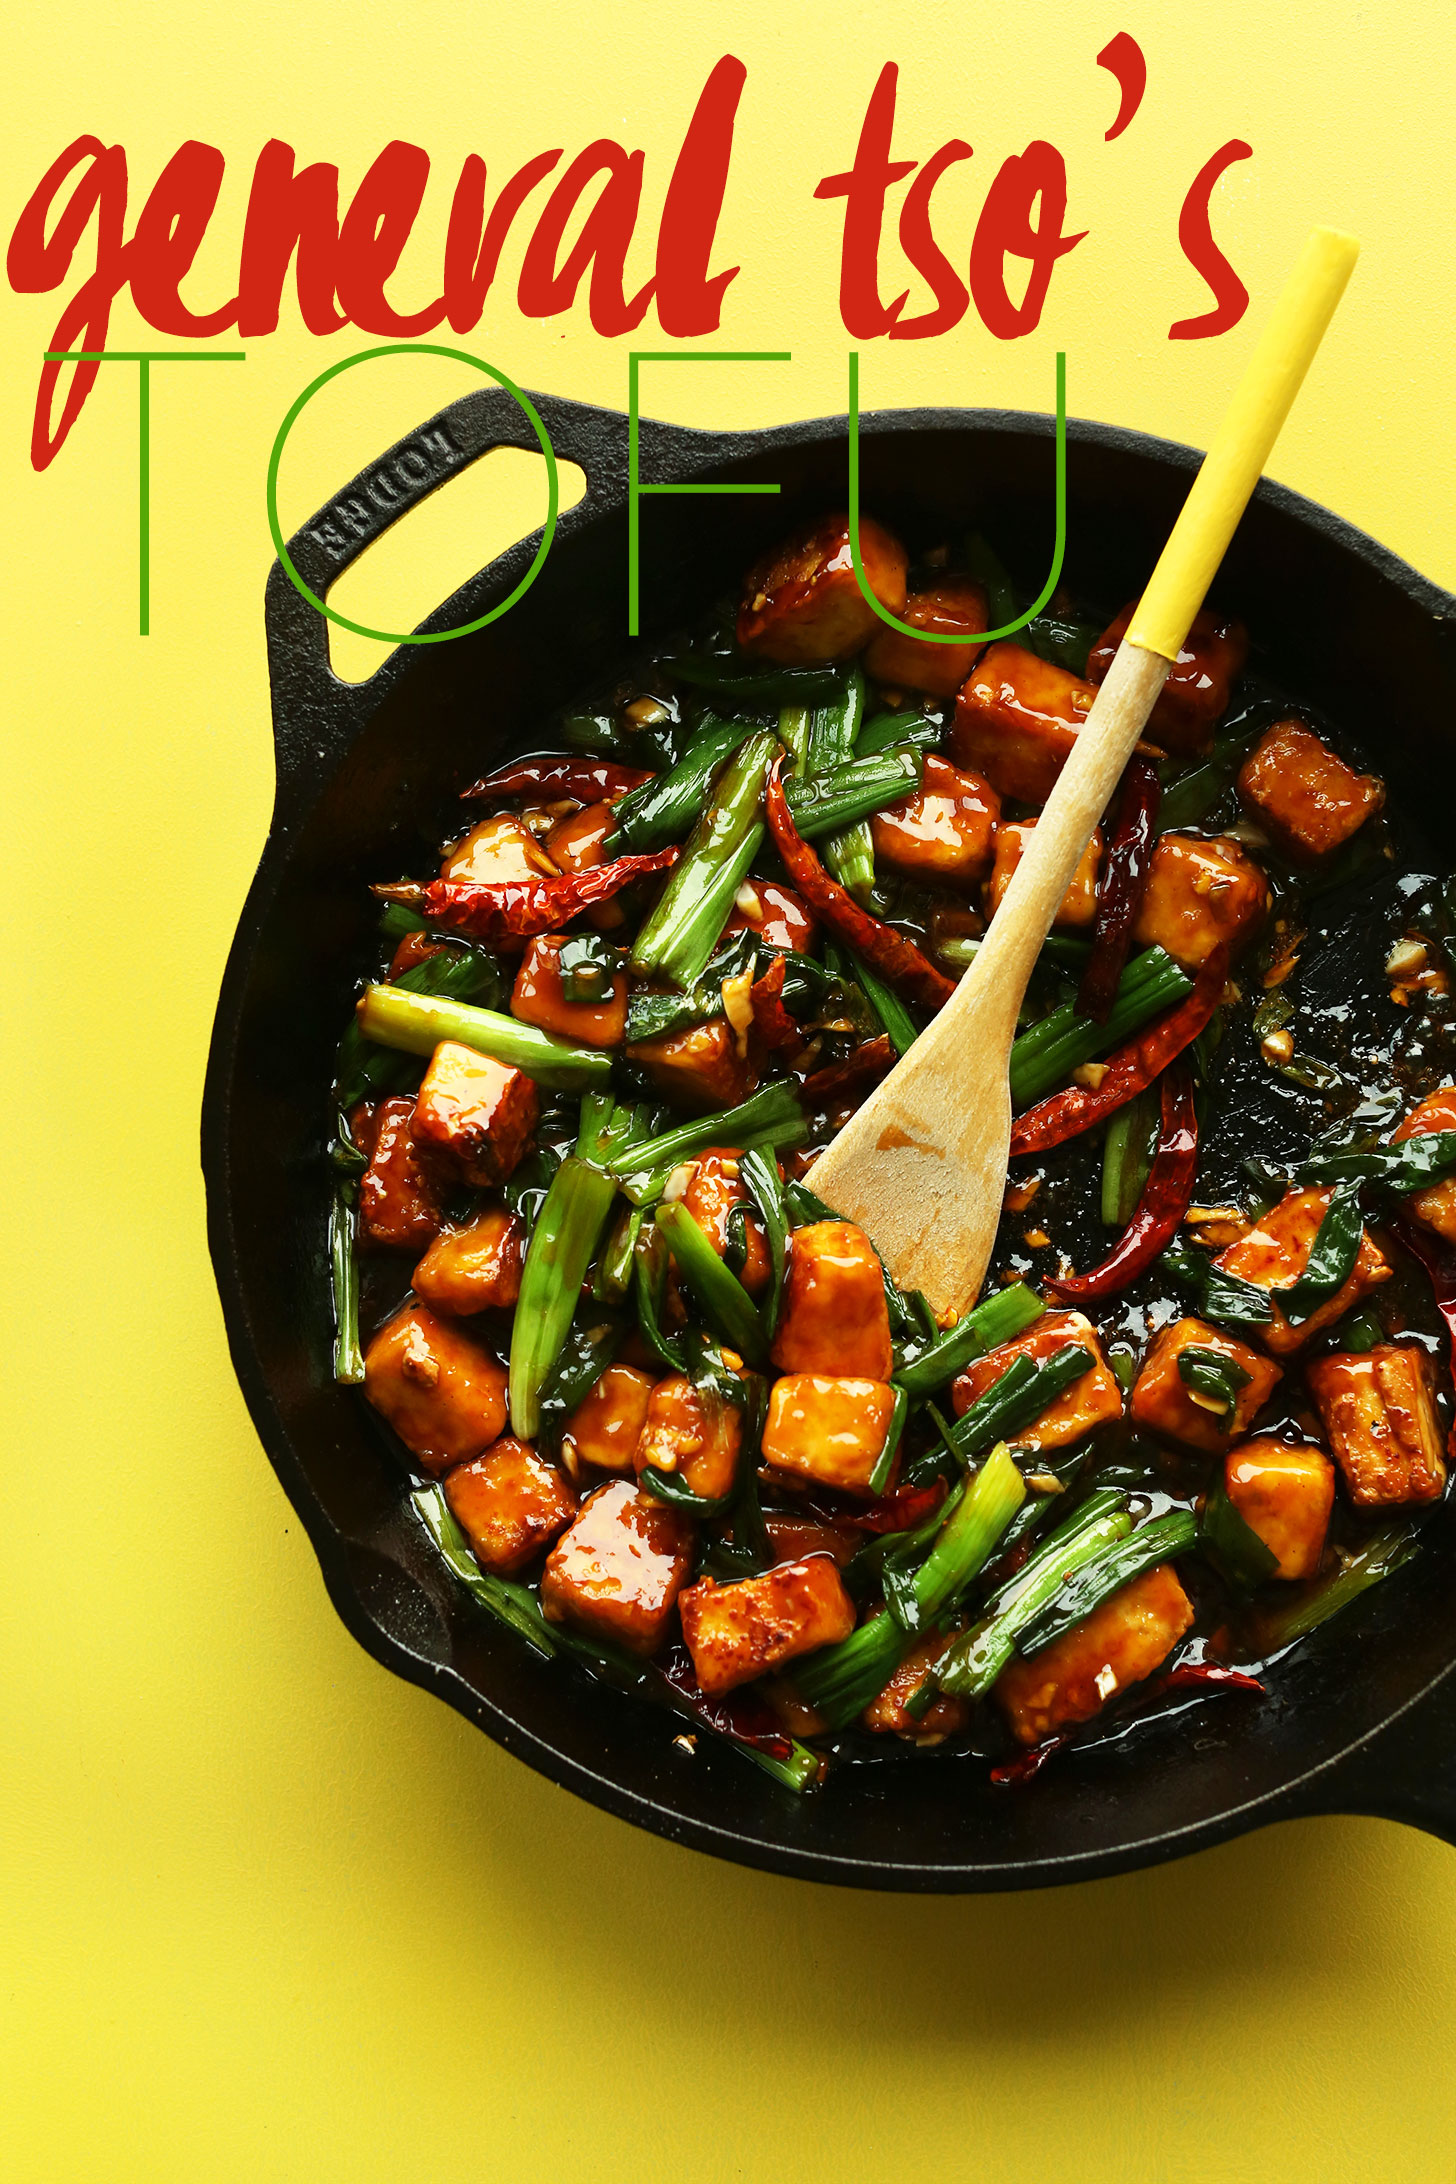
770, 1220, 893, 1378
633, 1371, 744, 1501
510, 934, 626, 1048
412, 1205, 525, 1316
357, 1095, 447, 1251
1237, 718, 1384, 862
540, 1478, 693, 1655
363, 1303, 508, 1473
627, 1018, 758, 1112
1130, 833, 1269, 968
722, 877, 818, 955
736, 511, 908, 664
870, 754, 1000, 889
952, 1309, 1124, 1452
1130, 1316, 1282, 1454
562, 1363, 657, 1478
443, 1437, 576, 1574
388, 931, 450, 979
682, 1149, 772, 1296
761, 1374, 897, 1498
412, 1041, 539, 1186
1224, 1438, 1335, 1580
1215, 1187, 1392, 1352
1393, 1085, 1456, 1245
442, 810, 558, 885
543, 800, 625, 930
679, 1557, 856, 1695
995, 1565, 1195, 1745
949, 641, 1097, 804
986, 821, 1102, 927
1307, 1344, 1447, 1506
863, 575, 989, 696
862, 1625, 971, 1741
1088, 605, 1248, 756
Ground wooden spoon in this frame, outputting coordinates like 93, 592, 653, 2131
809, 226, 1360, 1321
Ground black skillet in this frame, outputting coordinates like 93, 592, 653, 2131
201, 386, 1456, 1889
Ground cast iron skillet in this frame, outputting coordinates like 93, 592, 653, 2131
202, 387, 1456, 1890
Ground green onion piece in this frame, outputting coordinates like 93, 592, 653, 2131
1101, 1089, 1156, 1228
378, 901, 427, 941
851, 948, 919, 1055
1023, 611, 1102, 675
508, 1155, 620, 1438
634, 1220, 686, 1370
963, 533, 1019, 628
655, 1198, 769, 1368
623, 930, 758, 1047
949, 1345, 1093, 1462
735, 1736, 820, 1794
739, 1146, 790, 1338
1254, 1522, 1421, 1650
934, 1491, 1135, 1699
606, 719, 745, 854
356, 984, 611, 1092
782, 746, 922, 839
610, 1081, 803, 1199
664, 657, 843, 705
414, 1483, 640, 1672
778, 703, 812, 777
1156, 719, 1264, 831
1016, 1507, 1197, 1658
1008, 947, 1193, 1109
1177, 1344, 1252, 1416
561, 711, 632, 757
1337, 1308, 1385, 1352
1299, 1131, 1456, 1194
858, 708, 941, 757
537, 1314, 625, 1443
1199, 1478, 1279, 1589
337, 946, 505, 1108
867, 1384, 910, 1496
895, 1284, 1045, 1399
795, 1444, 1025, 1727
629, 728, 778, 988
1160, 1242, 1274, 1328
1274, 1179, 1363, 1326
330, 1181, 365, 1384
593, 1203, 645, 1305
557, 933, 622, 1004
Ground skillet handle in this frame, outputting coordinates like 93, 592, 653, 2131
262, 385, 639, 824
1284, 1668, 1456, 1848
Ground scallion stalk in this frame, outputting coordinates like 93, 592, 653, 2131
629, 729, 778, 988
508, 1144, 620, 1438
948, 1345, 1092, 1462
606, 720, 746, 854
933, 1491, 1134, 1700
782, 747, 922, 839
1256, 1522, 1421, 1650
1101, 1089, 1157, 1227
356, 984, 611, 1091
609, 1081, 803, 1201
330, 1181, 365, 1384
851, 949, 920, 1055
655, 1199, 769, 1368
1008, 948, 1193, 1109
1016, 1507, 1196, 1657
895, 1283, 1044, 1399
739, 1146, 789, 1338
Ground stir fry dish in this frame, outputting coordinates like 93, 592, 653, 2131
327, 508, 1456, 1794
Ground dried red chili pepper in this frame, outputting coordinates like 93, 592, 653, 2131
764, 757, 956, 1014
800, 1035, 897, 1106
840, 1480, 948, 1534
1009, 950, 1227, 1156
989, 1734, 1068, 1786
1077, 752, 1161, 1021
460, 755, 652, 802
374, 849, 678, 942
1395, 1217, 1456, 1359
747, 953, 804, 1057
1155, 1661, 1264, 1697
657, 1644, 795, 1758
1049, 1064, 1197, 1302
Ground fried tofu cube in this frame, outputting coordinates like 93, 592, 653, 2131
510, 933, 626, 1048
561, 1363, 657, 1478
543, 799, 625, 930
1224, 1439, 1335, 1580
443, 1437, 576, 1573
679, 1557, 856, 1695
949, 641, 1097, 804
412, 1041, 539, 1187
442, 811, 558, 885
952, 1309, 1124, 1452
986, 821, 1102, 927
412, 1205, 525, 1316
363, 1303, 507, 1473
1130, 1316, 1282, 1454
1089, 605, 1248, 756
633, 1371, 744, 1501
736, 511, 909, 664
870, 754, 1000, 889
1237, 718, 1384, 862
863, 575, 989, 696
682, 1149, 772, 1296
995, 1565, 1195, 1745
1130, 833, 1270, 968
862, 1625, 971, 1741
388, 931, 450, 979
1215, 1187, 1392, 1352
722, 877, 818, 955
761, 1374, 897, 1498
1307, 1344, 1447, 1506
357, 1095, 447, 1251
771, 1220, 893, 1378
540, 1478, 693, 1654
1393, 1085, 1456, 1245
627, 1018, 758, 1112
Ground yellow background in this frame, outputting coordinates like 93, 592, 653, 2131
5, 3, 1456, 2177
